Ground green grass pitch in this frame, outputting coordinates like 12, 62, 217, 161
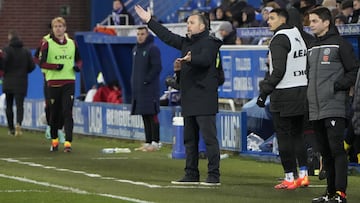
0, 128, 359, 203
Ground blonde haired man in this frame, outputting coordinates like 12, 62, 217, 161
39, 17, 82, 152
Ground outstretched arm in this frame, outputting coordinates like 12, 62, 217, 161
134, 5, 151, 23
135, 4, 184, 50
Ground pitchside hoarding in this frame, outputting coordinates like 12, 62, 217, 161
0, 100, 246, 152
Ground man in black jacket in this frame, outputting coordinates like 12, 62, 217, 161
257, 8, 309, 190
1, 31, 35, 136
307, 7, 358, 203
131, 26, 162, 152
135, 5, 223, 186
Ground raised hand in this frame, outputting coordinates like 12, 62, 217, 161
181, 51, 191, 62
174, 59, 181, 71
134, 5, 151, 23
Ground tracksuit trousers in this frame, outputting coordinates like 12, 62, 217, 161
312, 117, 348, 194
48, 83, 75, 142
272, 113, 308, 175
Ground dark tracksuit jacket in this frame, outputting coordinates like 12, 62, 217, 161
307, 26, 358, 121
147, 18, 223, 179
307, 25, 359, 194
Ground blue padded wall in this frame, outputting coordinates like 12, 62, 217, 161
74, 32, 181, 104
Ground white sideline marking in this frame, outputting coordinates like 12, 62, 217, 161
0, 189, 48, 193
93, 157, 130, 160
0, 173, 153, 203
162, 185, 217, 189
0, 158, 212, 189
308, 185, 327, 188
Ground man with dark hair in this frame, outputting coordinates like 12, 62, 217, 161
1, 31, 35, 136
257, 8, 309, 190
131, 26, 162, 152
307, 6, 358, 203
135, 5, 223, 186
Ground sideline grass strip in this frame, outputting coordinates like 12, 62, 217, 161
0, 128, 359, 203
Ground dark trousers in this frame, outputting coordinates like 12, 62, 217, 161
313, 118, 348, 194
44, 82, 63, 128
272, 113, 308, 174
48, 83, 75, 142
5, 93, 25, 130
183, 115, 220, 179
142, 114, 159, 143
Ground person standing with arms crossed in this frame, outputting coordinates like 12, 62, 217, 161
131, 26, 162, 152
1, 31, 35, 136
135, 5, 222, 185
256, 8, 310, 190
39, 17, 82, 152
307, 7, 358, 203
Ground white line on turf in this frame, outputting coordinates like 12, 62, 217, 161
0, 158, 213, 189
0, 173, 153, 203
93, 157, 130, 160
0, 189, 48, 193
308, 185, 327, 188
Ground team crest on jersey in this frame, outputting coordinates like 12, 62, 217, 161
323, 48, 331, 55
321, 48, 331, 64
